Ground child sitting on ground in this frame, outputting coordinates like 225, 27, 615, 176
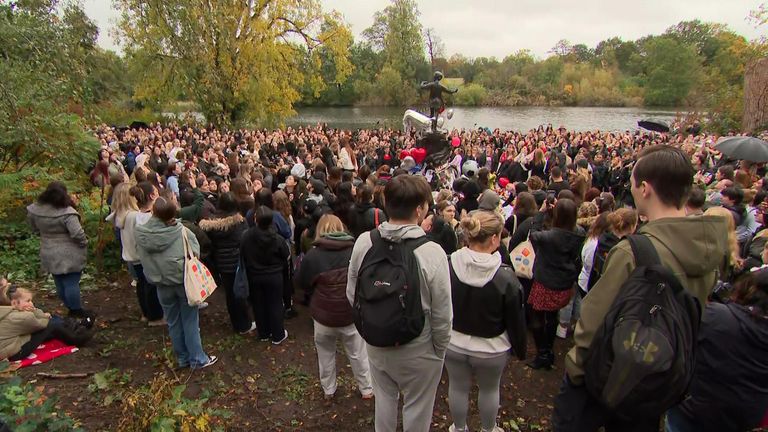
0, 278, 93, 361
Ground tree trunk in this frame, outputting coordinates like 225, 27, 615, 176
743, 57, 768, 133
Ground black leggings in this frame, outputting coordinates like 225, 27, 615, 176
530, 309, 559, 352
9, 320, 93, 361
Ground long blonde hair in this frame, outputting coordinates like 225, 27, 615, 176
111, 183, 139, 227
315, 214, 347, 240
704, 207, 740, 267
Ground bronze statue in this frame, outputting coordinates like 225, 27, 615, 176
420, 71, 458, 130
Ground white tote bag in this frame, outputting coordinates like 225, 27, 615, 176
182, 228, 217, 306
510, 228, 535, 280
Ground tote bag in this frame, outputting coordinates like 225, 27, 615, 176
182, 228, 217, 306
510, 226, 535, 280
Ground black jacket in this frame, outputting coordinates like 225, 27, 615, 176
348, 203, 387, 238
240, 226, 289, 276
530, 227, 585, 290
295, 235, 355, 327
678, 302, 768, 432
199, 213, 248, 275
448, 263, 527, 360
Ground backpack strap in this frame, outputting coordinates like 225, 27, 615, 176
627, 234, 661, 268
374, 208, 380, 227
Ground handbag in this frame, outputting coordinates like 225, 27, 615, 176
233, 256, 249, 300
510, 227, 535, 280
182, 228, 217, 306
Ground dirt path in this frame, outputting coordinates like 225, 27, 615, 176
19, 279, 572, 431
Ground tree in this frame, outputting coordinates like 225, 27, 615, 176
549, 39, 572, 57
115, 0, 353, 126
643, 37, 702, 106
424, 28, 445, 67
0, 0, 98, 175
363, 0, 426, 81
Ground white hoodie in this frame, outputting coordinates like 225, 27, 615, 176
449, 247, 512, 357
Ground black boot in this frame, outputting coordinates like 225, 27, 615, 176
527, 350, 554, 370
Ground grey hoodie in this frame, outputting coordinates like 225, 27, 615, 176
347, 222, 453, 358
135, 217, 199, 286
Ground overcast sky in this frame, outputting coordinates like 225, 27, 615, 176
85, 0, 764, 59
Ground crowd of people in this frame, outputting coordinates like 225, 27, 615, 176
1, 120, 767, 432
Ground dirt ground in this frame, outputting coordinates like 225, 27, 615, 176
18, 277, 572, 432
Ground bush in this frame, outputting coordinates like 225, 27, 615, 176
0, 377, 83, 431
454, 83, 489, 106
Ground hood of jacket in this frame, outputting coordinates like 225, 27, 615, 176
199, 213, 245, 232
450, 247, 502, 287
26, 203, 78, 219
355, 202, 374, 215
249, 226, 279, 247
314, 232, 355, 251
135, 217, 184, 254
377, 222, 426, 243
639, 216, 728, 278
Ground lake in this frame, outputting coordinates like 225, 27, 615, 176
286, 106, 682, 132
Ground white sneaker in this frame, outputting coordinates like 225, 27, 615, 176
239, 322, 257, 335
448, 425, 468, 432
130, 280, 137, 287
481, 426, 504, 432
200, 355, 218, 369
197, 302, 209, 310
272, 330, 288, 345
556, 323, 569, 339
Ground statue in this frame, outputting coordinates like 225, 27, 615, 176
419, 71, 458, 131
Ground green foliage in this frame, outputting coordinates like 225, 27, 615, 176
118, 373, 231, 432
0, 223, 40, 281
277, 367, 311, 402
0, 377, 83, 431
643, 37, 702, 106
454, 83, 488, 106
89, 368, 133, 407
0, 1, 102, 174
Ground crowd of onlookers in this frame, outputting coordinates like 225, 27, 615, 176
1, 121, 766, 432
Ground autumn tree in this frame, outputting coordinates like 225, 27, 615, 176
424, 28, 445, 67
115, 0, 353, 126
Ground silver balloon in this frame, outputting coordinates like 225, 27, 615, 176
446, 109, 454, 120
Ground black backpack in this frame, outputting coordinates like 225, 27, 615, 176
353, 229, 428, 347
584, 235, 701, 420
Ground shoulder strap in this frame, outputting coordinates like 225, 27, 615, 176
512, 214, 518, 234
374, 208, 380, 227
628, 234, 661, 268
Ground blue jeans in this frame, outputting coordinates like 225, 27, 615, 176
156, 284, 209, 368
53, 272, 82, 311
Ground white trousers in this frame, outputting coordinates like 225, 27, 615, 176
313, 321, 373, 396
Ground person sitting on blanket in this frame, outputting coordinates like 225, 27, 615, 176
0, 278, 94, 361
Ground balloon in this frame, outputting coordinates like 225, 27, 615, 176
451, 136, 461, 147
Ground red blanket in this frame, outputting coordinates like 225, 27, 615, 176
12, 339, 78, 368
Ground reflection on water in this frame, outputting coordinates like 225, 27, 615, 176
287, 106, 682, 132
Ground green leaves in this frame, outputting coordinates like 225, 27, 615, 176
0, 377, 84, 431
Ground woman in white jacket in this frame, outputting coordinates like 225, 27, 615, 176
338, 137, 357, 172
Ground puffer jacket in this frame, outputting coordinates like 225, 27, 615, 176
240, 226, 289, 276
135, 217, 200, 286
200, 213, 247, 274
26, 203, 87, 275
295, 232, 355, 327
0, 306, 49, 360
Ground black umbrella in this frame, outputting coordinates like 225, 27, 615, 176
715, 136, 768, 162
637, 119, 670, 133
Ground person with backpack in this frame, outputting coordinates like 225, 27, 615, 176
553, 145, 730, 432
346, 174, 452, 432
446, 210, 526, 432
665, 268, 768, 432
295, 214, 373, 400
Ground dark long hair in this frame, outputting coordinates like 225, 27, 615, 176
38, 181, 75, 209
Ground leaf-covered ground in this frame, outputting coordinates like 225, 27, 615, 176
18, 277, 571, 431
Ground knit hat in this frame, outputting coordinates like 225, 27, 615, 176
478, 190, 500, 211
